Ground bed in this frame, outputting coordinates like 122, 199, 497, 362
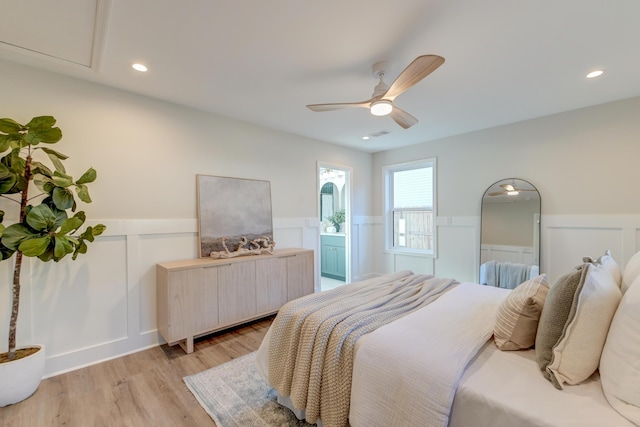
255, 250, 640, 427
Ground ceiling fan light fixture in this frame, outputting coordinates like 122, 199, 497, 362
370, 100, 393, 116
507, 190, 519, 196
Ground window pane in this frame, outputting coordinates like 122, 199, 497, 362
393, 210, 434, 250
393, 167, 432, 209
385, 158, 436, 255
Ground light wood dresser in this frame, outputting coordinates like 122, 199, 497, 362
157, 248, 314, 353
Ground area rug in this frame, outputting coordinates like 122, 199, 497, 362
184, 352, 313, 426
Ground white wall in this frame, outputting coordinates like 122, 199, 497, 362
3, 54, 640, 377
372, 96, 640, 284
0, 59, 373, 376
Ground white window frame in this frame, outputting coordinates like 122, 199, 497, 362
383, 157, 437, 256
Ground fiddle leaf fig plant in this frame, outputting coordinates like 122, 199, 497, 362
0, 116, 105, 362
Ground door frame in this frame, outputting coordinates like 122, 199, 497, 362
317, 161, 352, 285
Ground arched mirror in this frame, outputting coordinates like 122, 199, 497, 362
320, 182, 339, 224
480, 178, 541, 288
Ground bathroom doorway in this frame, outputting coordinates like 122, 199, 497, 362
318, 162, 351, 291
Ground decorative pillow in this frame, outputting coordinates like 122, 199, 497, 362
494, 274, 550, 351
622, 250, 640, 294
600, 273, 640, 425
536, 260, 622, 389
535, 266, 585, 385
594, 249, 622, 288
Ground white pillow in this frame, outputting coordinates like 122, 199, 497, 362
622, 250, 640, 294
542, 261, 621, 388
596, 250, 622, 288
600, 273, 640, 425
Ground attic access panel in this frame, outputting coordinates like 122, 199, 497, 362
0, 0, 103, 67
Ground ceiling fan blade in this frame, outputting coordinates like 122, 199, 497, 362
501, 184, 515, 191
390, 107, 418, 129
488, 191, 506, 196
306, 101, 371, 112
383, 55, 445, 100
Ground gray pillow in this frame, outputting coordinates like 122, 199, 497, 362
535, 264, 588, 387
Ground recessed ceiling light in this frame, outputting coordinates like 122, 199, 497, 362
586, 70, 604, 79
132, 63, 148, 72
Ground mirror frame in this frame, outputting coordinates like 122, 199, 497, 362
479, 178, 541, 283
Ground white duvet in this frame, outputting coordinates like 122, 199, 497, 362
256, 281, 509, 427
349, 282, 508, 427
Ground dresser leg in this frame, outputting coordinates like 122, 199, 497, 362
178, 336, 194, 354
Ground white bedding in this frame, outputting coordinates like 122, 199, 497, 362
256, 278, 632, 427
257, 281, 509, 426
349, 282, 508, 427
450, 341, 634, 427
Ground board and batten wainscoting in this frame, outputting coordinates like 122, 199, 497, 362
371, 214, 640, 285
0, 217, 320, 378
2, 214, 638, 378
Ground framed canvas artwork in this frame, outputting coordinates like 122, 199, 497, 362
196, 175, 274, 258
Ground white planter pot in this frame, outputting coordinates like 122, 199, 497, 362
0, 344, 45, 407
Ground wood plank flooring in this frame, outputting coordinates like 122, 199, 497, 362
0, 316, 274, 427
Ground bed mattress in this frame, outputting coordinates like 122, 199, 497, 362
449, 341, 633, 427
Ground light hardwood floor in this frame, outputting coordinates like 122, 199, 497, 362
0, 316, 274, 427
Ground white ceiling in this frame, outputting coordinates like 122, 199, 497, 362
1, 0, 639, 153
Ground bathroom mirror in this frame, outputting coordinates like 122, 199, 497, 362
480, 178, 541, 288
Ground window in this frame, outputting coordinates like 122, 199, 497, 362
384, 158, 436, 255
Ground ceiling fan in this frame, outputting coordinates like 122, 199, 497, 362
306, 54, 445, 129
488, 183, 537, 197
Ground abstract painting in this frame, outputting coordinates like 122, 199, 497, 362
197, 175, 273, 258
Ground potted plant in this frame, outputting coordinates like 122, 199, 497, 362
0, 116, 105, 406
327, 209, 346, 233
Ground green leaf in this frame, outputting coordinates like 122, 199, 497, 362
31, 162, 54, 178
26, 204, 58, 232
39, 147, 69, 160
76, 183, 92, 203
22, 117, 62, 145
19, 236, 51, 257
72, 239, 88, 260
33, 174, 55, 193
92, 224, 106, 236
41, 147, 67, 174
0, 244, 15, 260
52, 187, 75, 210
53, 208, 69, 229
37, 127, 63, 144
0, 135, 12, 153
25, 116, 56, 129
23, 129, 60, 146
37, 247, 55, 262
80, 223, 106, 243
1, 224, 36, 250
76, 168, 97, 184
0, 118, 23, 134
59, 216, 84, 235
75, 211, 87, 222
81, 227, 95, 242
2, 149, 25, 175
0, 163, 17, 194
52, 172, 73, 188
53, 236, 74, 259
